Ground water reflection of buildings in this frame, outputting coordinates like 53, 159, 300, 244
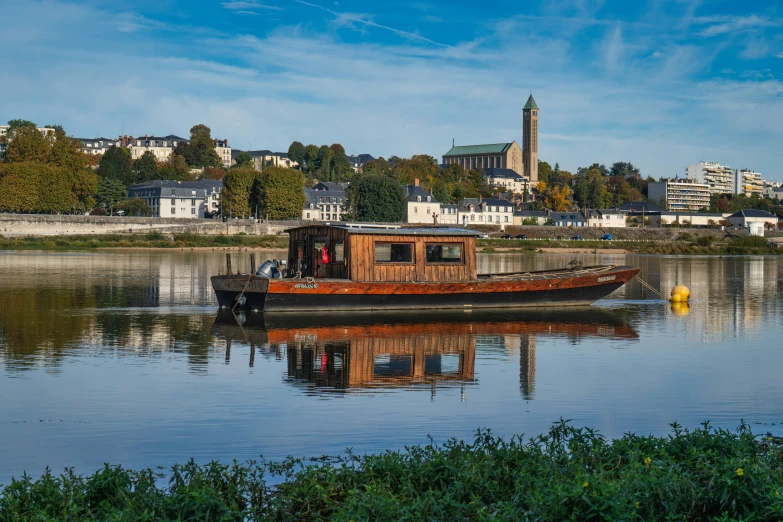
213, 310, 637, 398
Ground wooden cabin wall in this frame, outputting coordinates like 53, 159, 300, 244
287, 226, 350, 279
348, 234, 476, 283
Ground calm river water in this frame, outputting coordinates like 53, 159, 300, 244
1, 250, 782, 484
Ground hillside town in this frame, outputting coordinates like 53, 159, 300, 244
1, 95, 781, 236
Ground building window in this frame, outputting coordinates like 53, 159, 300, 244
488, 215, 493, 222
306, 212, 310, 219
504, 216, 509, 223
375, 243, 413, 263
191, 208, 196, 215
426, 243, 463, 264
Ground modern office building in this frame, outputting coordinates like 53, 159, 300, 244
648, 178, 711, 212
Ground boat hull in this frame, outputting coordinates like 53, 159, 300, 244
211, 266, 639, 312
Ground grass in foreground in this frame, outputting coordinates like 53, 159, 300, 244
1, 421, 782, 521
0, 232, 288, 250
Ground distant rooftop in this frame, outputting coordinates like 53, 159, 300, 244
444, 143, 514, 156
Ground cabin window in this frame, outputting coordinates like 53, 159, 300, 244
375, 243, 413, 263
426, 243, 463, 264
333, 242, 344, 263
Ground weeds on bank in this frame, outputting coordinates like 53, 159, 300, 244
0, 233, 288, 250
1, 421, 782, 521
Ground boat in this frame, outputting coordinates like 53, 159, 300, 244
210, 224, 639, 312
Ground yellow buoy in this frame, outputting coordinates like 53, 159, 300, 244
671, 301, 690, 317
670, 285, 690, 302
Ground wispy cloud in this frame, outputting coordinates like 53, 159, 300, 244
777, 51, 783, 59
114, 13, 167, 33
292, 0, 450, 47
696, 15, 778, 37
221, 1, 283, 11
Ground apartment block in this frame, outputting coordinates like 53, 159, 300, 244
648, 178, 711, 212
214, 139, 232, 168
128, 179, 222, 218
734, 169, 764, 197
129, 135, 188, 161
686, 161, 734, 195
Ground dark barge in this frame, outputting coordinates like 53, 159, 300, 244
211, 224, 639, 312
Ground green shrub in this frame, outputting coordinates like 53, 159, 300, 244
1, 422, 782, 520
730, 236, 768, 248
695, 236, 714, 247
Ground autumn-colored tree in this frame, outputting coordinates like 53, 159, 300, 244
5, 126, 48, 163
0, 163, 79, 213
393, 155, 438, 186
4, 119, 38, 141
544, 185, 573, 211
48, 130, 88, 172
252, 166, 305, 220
222, 168, 256, 218
203, 167, 227, 181
158, 154, 190, 181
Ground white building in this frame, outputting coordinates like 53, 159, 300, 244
648, 178, 711, 212
583, 209, 627, 228
402, 183, 440, 224
439, 204, 459, 225
128, 179, 223, 218
128, 135, 188, 161
686, 161, 734, 195
302, 182, 347, 222
79, 137, 119, 156
457, 197, 515, 226
727, 209, 779, 236
483, 168, 530, 195
734, 169, 764, 197
214, 139, 232, 168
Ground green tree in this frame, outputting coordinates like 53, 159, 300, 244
222, 168, 256, 218
97, 147, 133, 184
287, 141, 305, 168
316, 145, 334, 180
4, 119, 37, 141
115, 198, 152, 217
0, 163, 79, 213
345, 173, 405, 222
158, 154, 190, 181
577, 162, 608, 177
234, 151, 253, 169
393, 155, 438, 186
329, 144, 351, 180
538, 161, 553, 187
96, 177, 128, 209
189, 124, 222, 168
174, 141, 200, 167
5, 126, 48, 163
133, 151, 158, 183
303, 144, 319, 173
252, 166, 305, 220
610, 161, 641, 178
362, 157, 393, 177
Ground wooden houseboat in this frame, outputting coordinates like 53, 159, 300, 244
211, 224, 639, 312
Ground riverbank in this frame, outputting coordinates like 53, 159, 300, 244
2, 422, 781, 520
0, 232, 289, 250
479, 237, 783, 256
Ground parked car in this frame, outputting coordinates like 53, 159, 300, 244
500, 234, 514, 240
601, 234, 613, 241
478, 233, 489, 239
570, 235, 583, 240
515, 234, 527, 239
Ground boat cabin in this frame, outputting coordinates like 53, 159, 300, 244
285, 224, 479, 283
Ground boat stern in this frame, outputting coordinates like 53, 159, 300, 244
211, 275, 270, 311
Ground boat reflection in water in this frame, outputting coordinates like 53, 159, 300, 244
213, 308, 638, 398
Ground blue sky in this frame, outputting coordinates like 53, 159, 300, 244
3, 0, 783, 180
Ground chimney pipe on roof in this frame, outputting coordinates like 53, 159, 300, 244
414, 178, 419, 187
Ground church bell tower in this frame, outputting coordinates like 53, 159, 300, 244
522, 94, 539, 185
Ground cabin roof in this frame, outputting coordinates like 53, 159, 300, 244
285, 224, 480, 237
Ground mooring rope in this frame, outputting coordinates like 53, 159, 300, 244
636, 275, 668, 300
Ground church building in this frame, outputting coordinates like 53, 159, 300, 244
442, 94, 540, 187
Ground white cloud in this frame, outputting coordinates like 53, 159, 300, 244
777, 51, 783, 59
221, 1, 283, 11
696, 15, 777, 37
2, 0, 783, 181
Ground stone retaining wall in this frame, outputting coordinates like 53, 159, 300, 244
0, 214, 296, 237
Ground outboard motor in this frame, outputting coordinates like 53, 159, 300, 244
256, 260, 282, 279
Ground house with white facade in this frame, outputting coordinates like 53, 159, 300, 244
583, 209, 627, 228
457, 197, 515, 226
483, 168, 529, 195
128, 135, 188, 161
214, 139, 232, 168
348, 154, 376, 173
439, 204, 459, 225
79, 137, 119, 156
302, 182, 347, 222
402, 183, 440, 224
513, 210, 548, 226
727, 209, 779, 236
128, 179, 223, 218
